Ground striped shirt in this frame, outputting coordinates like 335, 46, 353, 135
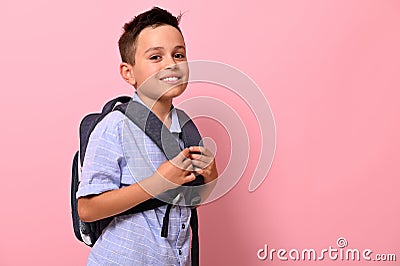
77, 94, 191, 265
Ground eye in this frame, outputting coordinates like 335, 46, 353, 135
174, 53, 186, 59
149, 55, 161, 61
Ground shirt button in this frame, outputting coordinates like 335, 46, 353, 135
182, 224, 186, 229
178, 249, 182, 255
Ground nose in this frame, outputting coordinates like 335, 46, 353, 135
164, 55, 178, 70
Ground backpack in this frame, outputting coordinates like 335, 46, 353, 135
71, 96, 203, 264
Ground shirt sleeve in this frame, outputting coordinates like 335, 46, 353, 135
76, 112, 125, 198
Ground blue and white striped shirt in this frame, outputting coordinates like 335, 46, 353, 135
77, 94, 191, 265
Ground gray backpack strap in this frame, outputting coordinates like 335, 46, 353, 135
116, 101, 182, 160
176, 109, 203, 148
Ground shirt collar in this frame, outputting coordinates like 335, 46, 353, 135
133, 92, 181, 134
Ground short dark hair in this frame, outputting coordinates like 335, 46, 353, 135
118, 7, 182, 65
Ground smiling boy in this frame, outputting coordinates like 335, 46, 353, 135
76, 7, 217, 266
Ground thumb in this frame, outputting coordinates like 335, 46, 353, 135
180, 148, 191, 159
173, 148, 191, 164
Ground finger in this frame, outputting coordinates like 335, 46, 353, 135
172, 148, 191, 163
181, 147, 192, 157
192, 160, 214, 172
183, 173, 196, 183
193, 168, 204, 175
175, 156, 193, 171
180, 148, 191, 159
183, 161, 195, 172
191, 159, 208, 169
189, 146, 213, 157
189, 153, 212, 164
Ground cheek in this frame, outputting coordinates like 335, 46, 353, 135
133, 60, 155, 77
136, 74, 163, 99
180, 62, 189, 77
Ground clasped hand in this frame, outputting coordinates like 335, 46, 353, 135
157, 146, 218, 187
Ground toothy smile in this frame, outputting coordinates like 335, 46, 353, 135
160, 76, 181, 83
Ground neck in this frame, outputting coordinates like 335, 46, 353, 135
137, 93, 172, 125
151, 99, 173, 123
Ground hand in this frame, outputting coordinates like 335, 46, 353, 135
156, 148, 197, 188
188, 146, 218, 184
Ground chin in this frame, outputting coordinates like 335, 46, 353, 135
161, 84, 187, 99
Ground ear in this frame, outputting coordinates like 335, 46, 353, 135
120, 63, 136, 86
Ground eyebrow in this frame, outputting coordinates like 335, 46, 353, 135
144, 45, 186, 55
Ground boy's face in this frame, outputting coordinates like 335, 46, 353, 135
123, 25, 188, 103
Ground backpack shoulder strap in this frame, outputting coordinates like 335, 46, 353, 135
115, 102, 203, 152
115, 101, 182, 160
176, 109, 203, 148
79, 96, 131, 165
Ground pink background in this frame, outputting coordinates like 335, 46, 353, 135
1, 0, 400, 265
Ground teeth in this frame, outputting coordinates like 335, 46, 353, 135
162, 77, 179, 82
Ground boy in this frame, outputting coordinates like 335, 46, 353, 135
77, 7, 218, 266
